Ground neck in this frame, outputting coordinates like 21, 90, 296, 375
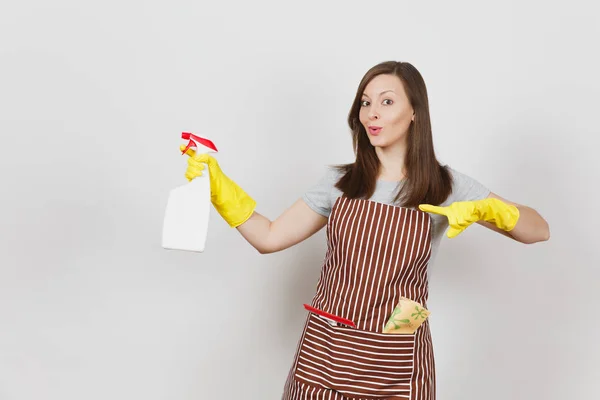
375, 140, 407, 181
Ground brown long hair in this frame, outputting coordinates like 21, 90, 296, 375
333, 61, 452, 208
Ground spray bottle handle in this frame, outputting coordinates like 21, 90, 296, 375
181, 132, 219, 155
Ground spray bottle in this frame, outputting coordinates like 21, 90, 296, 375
162, 132, 218, 252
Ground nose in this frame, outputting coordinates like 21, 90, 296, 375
368, 109, 379, 120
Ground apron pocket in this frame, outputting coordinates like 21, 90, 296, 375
294, 313, 415, 399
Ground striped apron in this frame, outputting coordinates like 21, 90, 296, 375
282, 196, 435, 400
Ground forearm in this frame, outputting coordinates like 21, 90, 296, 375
479, 204, 550, 244
473, 194, 550, 244
236, 212, 274, 254
507, 205, 550, 244
234, 199, 328, 255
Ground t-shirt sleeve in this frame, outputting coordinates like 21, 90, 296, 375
446, 167, 491, 204
302, 166, 339, 218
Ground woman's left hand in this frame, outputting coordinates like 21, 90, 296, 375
419, 198, 520, 239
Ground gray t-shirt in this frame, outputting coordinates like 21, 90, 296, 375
302, 166, 491, 276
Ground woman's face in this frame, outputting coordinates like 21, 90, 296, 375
359, 74, 414, 149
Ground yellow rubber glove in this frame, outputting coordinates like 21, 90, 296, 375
419, 198, 519, 238
180, 145, 256, 228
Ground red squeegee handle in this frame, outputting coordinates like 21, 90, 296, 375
303, 304, 357, 328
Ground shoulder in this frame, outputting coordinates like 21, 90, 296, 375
442, 165, 491, 205
319, 163, 347, 187
445, 165, 469, 181
302, 164, 345, 218
325, 164, 345, 178
443, 165, 476, 186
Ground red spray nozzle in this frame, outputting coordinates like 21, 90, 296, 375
181, 132, 218, 155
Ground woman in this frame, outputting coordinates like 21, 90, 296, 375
181, 61, 550, 400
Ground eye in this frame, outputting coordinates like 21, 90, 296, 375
360, 100, 370, 107
383, 99, 393, 105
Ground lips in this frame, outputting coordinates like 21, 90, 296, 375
368, 126, 382, 135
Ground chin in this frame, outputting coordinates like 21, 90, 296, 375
368, 137, 389, 148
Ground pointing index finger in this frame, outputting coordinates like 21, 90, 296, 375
418, 204, 448, 216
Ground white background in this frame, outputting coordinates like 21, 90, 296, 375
1, 1, 598, 399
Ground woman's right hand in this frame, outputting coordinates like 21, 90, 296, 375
181, 145, 256, 228
183, 147, 220, 182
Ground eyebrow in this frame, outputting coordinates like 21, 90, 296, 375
362, 90, 395, 98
